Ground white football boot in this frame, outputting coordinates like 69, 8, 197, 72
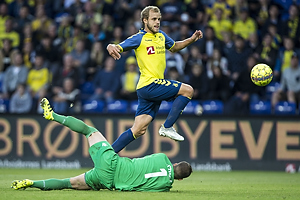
159, 124, 184, 141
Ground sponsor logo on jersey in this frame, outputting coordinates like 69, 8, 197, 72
147, 46, 155, 55
145, 39, 152, 41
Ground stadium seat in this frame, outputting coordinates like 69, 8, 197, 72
274, 101, 297, 115
158, 101, 173, 114
129, 100, 139, 113
265, 82, 280, 100
80, 82, 95, 100
250, 100, 272, 115
183, 100, 200, 114
82, 100, 104, 113
106, 100, 128, 113
0, 99, 9, 113
201, 100, 223, 114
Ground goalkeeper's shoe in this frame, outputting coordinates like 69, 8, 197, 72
40, 98, 54, 120
11, 179, 33, 190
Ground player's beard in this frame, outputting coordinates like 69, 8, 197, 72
146, 23, 158, 34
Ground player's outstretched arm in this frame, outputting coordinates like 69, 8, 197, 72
170, 30, 203, 53
107, 44, 121, 60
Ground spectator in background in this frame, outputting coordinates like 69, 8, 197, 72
14, 6, 33, 33
208, 64, 231, 102
246, 32, 259, 53
89, 57, 120, 103
0, 18, 20, 48
51, 54, 80, 99
233, 8, 256, 41
222, 31, 234, 57
119, 56, 139, 101
176, 24, 192, 61
114, 0, 138, 25
183, 0, 205, 30
232, 0, 248, 21
160, 0, 182, 24
125, 23, 138, 39
274, 37, 296, 81
35, 35, 58, 65
205, 0, 232, 23
226, 36, 251, 82
281, 4, 300, 48
87, 41, 104, 81
87, 23, 106, 44
47, 23, 63, 56
101, 14, 114, 39
2, 52, 28, 98
199, 26, 222, 66
57, 15, 73, 40
8, 0, 30, 18
31, 5, 52, 36
255, 0, 269, 30
254, 33, 278, 69
19, 23, 37, 51
206, 48, 229, 79
110, 26, 124, 45
165, 51, 185, 76
75, 1, 102, 33
271, 53, 300, 108
261, 3, 281, 37
27, 55, 50, 112
224, 56, 264, 115
22, 41, 36, 69
129, 9, 142, 31
166, 67, 185, 82
67, 0, 84, 19
9, 83, 32, 113
0, 3, 9, 33
267, 23, 282, 50
0, 39, 18, 73
64, 25, 84, 53
185, 45, 203, 75
70, 39, 90, 81
208, 8, 233, 41
187, 63, 209, 100
52, 77, 80, 114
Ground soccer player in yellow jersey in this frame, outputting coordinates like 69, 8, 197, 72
107, 6, 203, 153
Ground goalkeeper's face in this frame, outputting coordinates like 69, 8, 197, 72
145, 10, 161, 34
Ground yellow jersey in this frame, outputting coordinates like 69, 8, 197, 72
27, 67, 50, 93
117, 29, 175, 89
209, 19, 233, 40
233, 18, 257, 40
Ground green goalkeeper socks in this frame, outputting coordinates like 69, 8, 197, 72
32, 178, 72, 191
52, 113, 98, 138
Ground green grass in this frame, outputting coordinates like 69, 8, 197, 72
1, 168, 300, 200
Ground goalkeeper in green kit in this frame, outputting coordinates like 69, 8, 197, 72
11, 98, 192, 192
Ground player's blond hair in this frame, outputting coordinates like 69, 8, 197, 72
141, 6, 161, 27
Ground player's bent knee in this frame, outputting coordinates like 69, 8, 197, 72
181, 84, 194, 98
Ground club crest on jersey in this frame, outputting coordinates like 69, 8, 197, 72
147, 46, 155, 55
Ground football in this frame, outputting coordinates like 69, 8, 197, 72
250, 63, 273, 86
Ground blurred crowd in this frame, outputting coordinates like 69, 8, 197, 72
0, 0, 300, 115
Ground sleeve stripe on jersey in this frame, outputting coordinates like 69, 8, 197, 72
117, 44, 124, 53
168, 42, 176, 51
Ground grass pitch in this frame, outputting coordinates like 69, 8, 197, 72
1, 168, 300, 200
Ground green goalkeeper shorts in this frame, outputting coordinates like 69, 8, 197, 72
85, 141, 119, 190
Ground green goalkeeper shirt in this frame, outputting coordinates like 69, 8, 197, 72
114, 153, 174, 191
